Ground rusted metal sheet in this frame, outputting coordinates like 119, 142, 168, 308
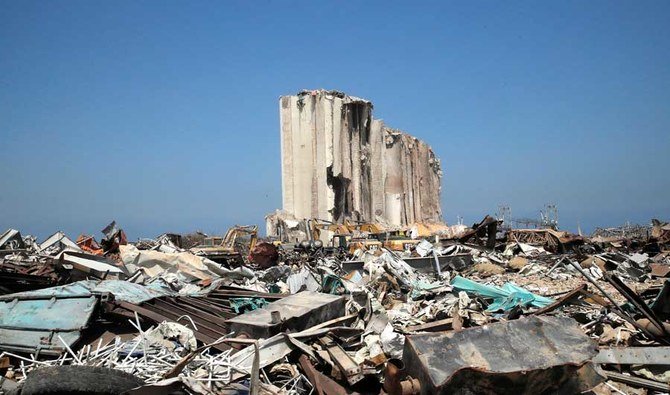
651, 279, 670, 318
110, 297, 232, 348
207, 284, 286, 301
403, 316, 601, 394
458, 215, 499, 248
319, 336, 363, 385
507, 228, 584, 253
299, 354, 358, 395
604, 370, 670, 392
108, 286, 287, 350
0, 271, 57, 295
384, 358, 420, 395
0, 257, 61, 295
249, 242, 279, 268
650, 263, 670, 277
605, 273, 670, 339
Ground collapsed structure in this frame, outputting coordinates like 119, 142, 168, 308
274, 90, 442, 232
3, 218, 670, 394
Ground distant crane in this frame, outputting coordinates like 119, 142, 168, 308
496, 205, 512, 231
497, 203, 559, 230
540, 204, 558, 229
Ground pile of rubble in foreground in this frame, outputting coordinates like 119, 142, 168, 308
1, 218, 670, 395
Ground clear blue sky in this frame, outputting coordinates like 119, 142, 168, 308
1, 1, 669, 240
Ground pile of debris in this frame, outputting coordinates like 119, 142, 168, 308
2, 217, 670, 394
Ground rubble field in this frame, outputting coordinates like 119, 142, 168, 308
1, 217, 670, 395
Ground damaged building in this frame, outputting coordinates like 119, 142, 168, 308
270, 89, 442, 236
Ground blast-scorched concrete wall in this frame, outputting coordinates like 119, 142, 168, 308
279, 89, 442, 226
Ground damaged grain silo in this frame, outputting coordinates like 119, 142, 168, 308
268, 89, 443, 238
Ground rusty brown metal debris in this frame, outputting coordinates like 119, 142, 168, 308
1, 214, 670, 394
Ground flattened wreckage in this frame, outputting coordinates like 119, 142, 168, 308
2, 216, 668, 395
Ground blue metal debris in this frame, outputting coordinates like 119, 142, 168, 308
0, 279, 176, 355
0, 293, 97, 355
451, 276, 554, 312
0, 279, 174, 304
0, 280, 97, 301
321, 274, 346, 294
229, 297, 269, 314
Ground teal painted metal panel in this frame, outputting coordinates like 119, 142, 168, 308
0, 296, 96, 330
0, 295, 97, 355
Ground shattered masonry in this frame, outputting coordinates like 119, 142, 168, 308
3, 219, 670, 394
278, 89, 442, 226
